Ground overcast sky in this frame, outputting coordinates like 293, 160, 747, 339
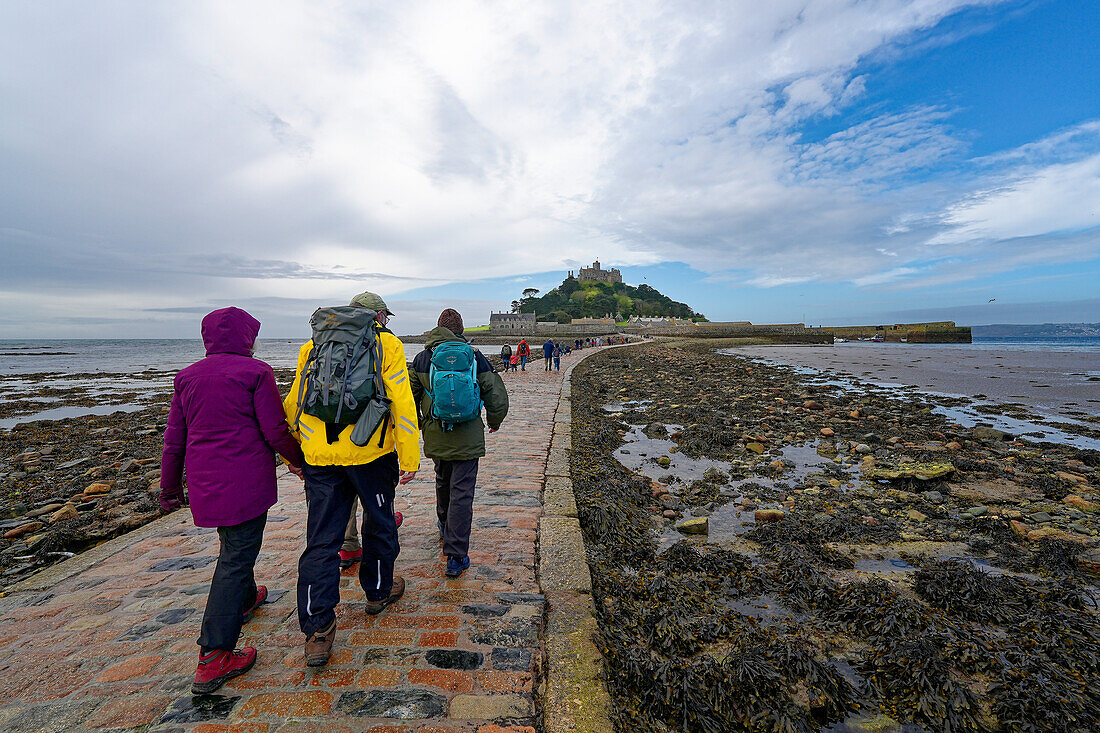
2, 0, 1098, 338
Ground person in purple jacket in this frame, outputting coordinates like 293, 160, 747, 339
159, 307, 305, 694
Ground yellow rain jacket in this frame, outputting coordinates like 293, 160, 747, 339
283, 330, 421, 472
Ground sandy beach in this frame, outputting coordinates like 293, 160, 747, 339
734, 343, 1100, 423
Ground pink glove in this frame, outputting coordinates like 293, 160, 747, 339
158, 486, 185, 513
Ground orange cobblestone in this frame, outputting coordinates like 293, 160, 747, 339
238, 690, 334, 718
408, 668, 475, 692
94, 654, 162, 682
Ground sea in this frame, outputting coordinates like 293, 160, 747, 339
0, 339, 426, 376
0, 337, 1095, 432
0, 339, 422, 430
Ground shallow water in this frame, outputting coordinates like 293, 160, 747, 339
611, 418, 859, 546
729, 352, 1100, 451
0, 403, 145, 429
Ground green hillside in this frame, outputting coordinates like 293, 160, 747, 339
513, 276, 706, 323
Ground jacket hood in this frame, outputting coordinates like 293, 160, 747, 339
201, 307, 260, 356
425, 326, 466, 350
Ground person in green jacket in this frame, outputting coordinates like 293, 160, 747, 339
410, 309, 509, 577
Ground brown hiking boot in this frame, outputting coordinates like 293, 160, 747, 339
364, 576, 405, 615
304, 618, 336, 667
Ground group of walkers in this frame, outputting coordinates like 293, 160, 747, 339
158, 293, 508, 694
497, 339, 570, 372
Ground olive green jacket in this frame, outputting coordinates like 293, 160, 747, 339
410, 327, 509, 461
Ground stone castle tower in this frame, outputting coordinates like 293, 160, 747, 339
569, 260, 622, 284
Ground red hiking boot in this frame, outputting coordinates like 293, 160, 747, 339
339, 548, 362, 570
191, 647, 256, 694
242, 585, 267, 623
340, 513, 402, 569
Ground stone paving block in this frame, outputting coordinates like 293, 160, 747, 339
541, 591, 612, 733
537, 517, 591, 594
544, 449, 570, 478
447, 693, 532, 720
542, 476, 577, 518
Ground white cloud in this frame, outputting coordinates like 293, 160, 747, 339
929, 153, 1100, 245
7, 0, 1093, 335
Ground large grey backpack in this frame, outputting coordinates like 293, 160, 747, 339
295, 306, 391, 444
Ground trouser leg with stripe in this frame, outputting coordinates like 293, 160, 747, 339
297, 453, 400, 636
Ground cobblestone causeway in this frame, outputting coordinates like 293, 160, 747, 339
0, 355, 590, 732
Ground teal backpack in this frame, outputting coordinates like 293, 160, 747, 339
429, 341, 482, 430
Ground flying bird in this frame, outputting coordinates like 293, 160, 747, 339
988, 298, 996, 302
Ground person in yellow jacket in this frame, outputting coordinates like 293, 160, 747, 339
282, 291, 420, 667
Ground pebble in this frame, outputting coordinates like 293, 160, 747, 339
754, 509, 785, 523
819, 427, 834, 436
1029, 512, 1052, 523
4, 521, 44, 539
25, 503, 64, 519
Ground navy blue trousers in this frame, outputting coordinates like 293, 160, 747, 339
198, 511, 265, 652
297, 453, 400, 636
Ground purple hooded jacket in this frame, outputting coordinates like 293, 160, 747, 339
160, 307, 304, 527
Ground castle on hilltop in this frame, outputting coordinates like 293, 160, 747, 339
568, 260, 622, 284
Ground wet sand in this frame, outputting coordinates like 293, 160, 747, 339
734, 343, 1099, 422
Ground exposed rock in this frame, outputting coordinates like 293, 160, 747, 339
754, 509, 785, 523
865, 462, 954, 481
820, 427, 834, 437
25, 503, 64, 518
970, 426, 1007, 442
676, 517, 709, 534
1063, 494, 1098, 513
803, 400, 824, 410
4, 521, 44, 539
49, 504, 79, 524
745, 442, 765, 454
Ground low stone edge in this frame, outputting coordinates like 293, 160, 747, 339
4, 472, 299, 599
538, 346, 636, 733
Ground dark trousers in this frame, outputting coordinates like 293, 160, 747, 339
298, 453, 400, 636
544, 355, 552, 370
434, 458, 479, 559
198, 511, 266, 652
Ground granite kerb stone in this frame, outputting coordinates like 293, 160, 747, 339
536, 344, 634, 733
540, 590, 613, 733
543, 476, 578, 518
